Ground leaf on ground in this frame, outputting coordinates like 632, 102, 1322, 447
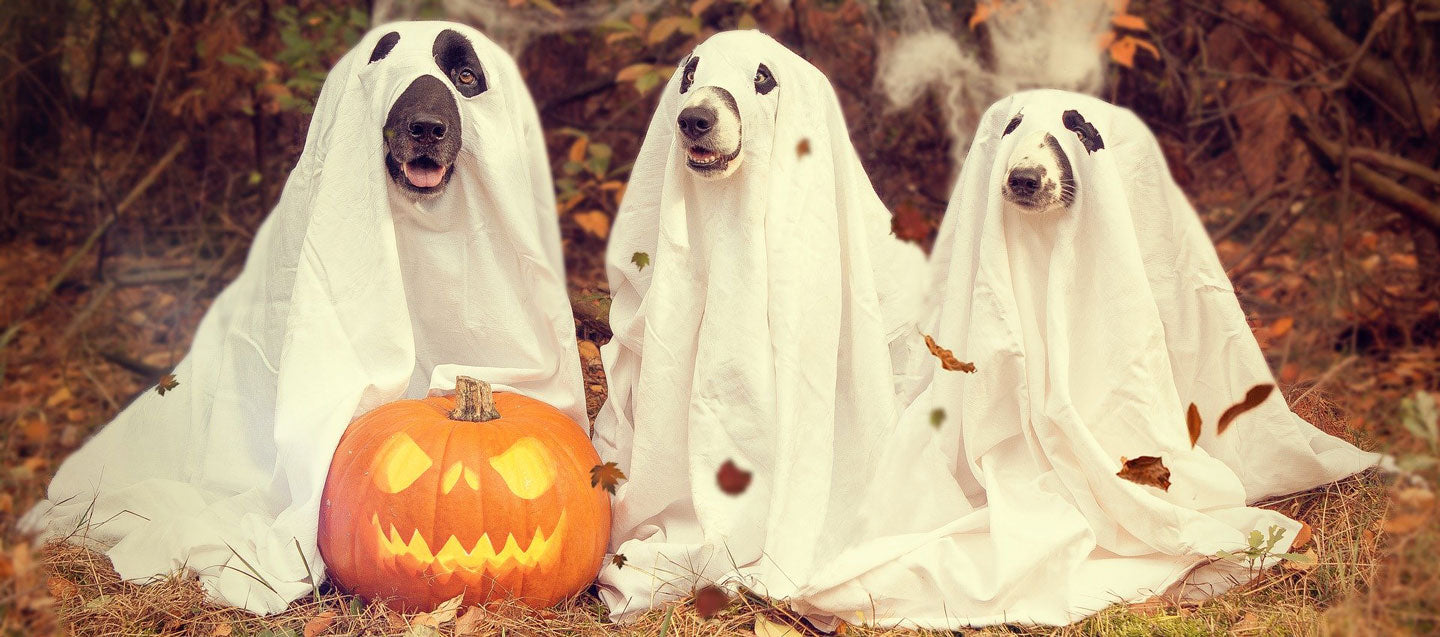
573, 211, 610, 240
46, 576, 79, 600
930, 407, 946, 429
211, 623, 234, 636
45, 386, 73, 407
454, 607, 483, 636
1292, 521, 1312, 549
302, 610, 336, 637
591, 462, 626, 494
717, 459, 753, 495
923, 334, 976, 373
631, 251, 650, 271
611, 553, 627, 569
754, 614, 804, 637
693, 585, 730, 619
429, 593, 465, 625
1216, 384, 1275, 435
1186, 403, 1202, 447
1279, 547, 1318, 571
156, 374, 180, 396
1271, 316, 1294, 338
1117, 456, 1171, 491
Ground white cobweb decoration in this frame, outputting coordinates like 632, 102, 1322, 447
866, 0, 1113, 177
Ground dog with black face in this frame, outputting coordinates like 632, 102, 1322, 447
371, 28, 487, 198
20, 23, 586, 616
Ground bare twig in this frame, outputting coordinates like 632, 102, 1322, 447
0, 136, 188, 358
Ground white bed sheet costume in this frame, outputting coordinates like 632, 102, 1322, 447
788, 90, 1382, 629
593, 31, 928, 620
21, 22, 585, 614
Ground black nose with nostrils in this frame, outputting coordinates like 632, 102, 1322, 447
407, 115, 447, 144
677, 106, 715, 140
1007, 168, 1043, 198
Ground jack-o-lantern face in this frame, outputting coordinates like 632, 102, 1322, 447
319, 378, 610, 611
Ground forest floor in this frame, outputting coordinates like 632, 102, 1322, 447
0, 208, 1436, 635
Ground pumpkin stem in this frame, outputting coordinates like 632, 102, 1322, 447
451, 376, 501, 422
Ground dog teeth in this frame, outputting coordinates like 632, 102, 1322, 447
687, 147, 720, 166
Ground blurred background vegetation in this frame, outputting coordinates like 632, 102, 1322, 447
0, 0, 1437, 635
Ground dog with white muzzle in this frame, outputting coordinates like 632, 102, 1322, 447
593, 30, 928, 623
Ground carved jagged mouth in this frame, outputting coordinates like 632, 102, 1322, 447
370, 510, 568, 572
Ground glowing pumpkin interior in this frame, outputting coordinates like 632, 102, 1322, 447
318, 377, 611, 611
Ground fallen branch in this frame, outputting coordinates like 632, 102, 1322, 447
1259, 0, 1436, 134
0, 136, 188, 358
1293, 116, 1440, 234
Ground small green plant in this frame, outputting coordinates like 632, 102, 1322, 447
1397, 390, 1439, 472
1215, 525, 1316, 574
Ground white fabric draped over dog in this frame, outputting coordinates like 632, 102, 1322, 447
593, 30, 927, 620
21, 22, 584, 614
787, 90, 1381, 628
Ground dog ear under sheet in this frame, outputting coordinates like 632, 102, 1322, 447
20, 23, 584, 614
592, 30, 928, 621
787, 90, 1381, 629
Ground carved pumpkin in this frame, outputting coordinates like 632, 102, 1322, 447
318, 376, 610, 611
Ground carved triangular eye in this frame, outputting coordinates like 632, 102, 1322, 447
1062, 109, 1105, 153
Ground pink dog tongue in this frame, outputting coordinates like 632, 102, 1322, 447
403, 161, 446, 188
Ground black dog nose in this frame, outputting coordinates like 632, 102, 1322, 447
408, 114, 447, 144
1007, 168, 1043, 197
677, 106, 715, 140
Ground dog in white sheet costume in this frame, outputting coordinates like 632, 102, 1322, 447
22, 23, 585, 614
593, 31, 929, 620
789, 90, 1381, 629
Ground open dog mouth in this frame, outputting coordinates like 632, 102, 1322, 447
402, 156, 449, 189
386, 153, 456, 195
686, 144, 740, 173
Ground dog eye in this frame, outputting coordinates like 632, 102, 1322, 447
754, 63, 776, 95
679, 55, 700, 94
458, 69, 476, 85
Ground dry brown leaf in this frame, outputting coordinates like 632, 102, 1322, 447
429, 593, 465, 625
45, 386, 72, 407
754, 614, 804, 637
1111, 13, 1147, 31
923, 334, 976, 373
1117, 456, 1171, 491
568, 137, 588, 163
1271, 316, 1294, 338
717, 459, 753, 495
1216, 384, 1275, 435
693, 585, 730, 619
46, 576, 79, 600
302, 610, 336, 637
796, 138, 811, 157
611, 553, 627, 569
1186, 403, 1202, 447
573, 211, 611, 240
591, 462, 626, 494
1282, 547, 1318, 572
156, 374, 180, 396
1292, 521, 1313, 549
210, 623, 233, 636
454, 606, 484, 636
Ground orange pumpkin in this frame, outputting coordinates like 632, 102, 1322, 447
318, 376, 610, 611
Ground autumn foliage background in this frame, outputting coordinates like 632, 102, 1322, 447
1, 0, 1437, 635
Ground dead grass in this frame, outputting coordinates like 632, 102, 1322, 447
18, 445, 1432, 636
